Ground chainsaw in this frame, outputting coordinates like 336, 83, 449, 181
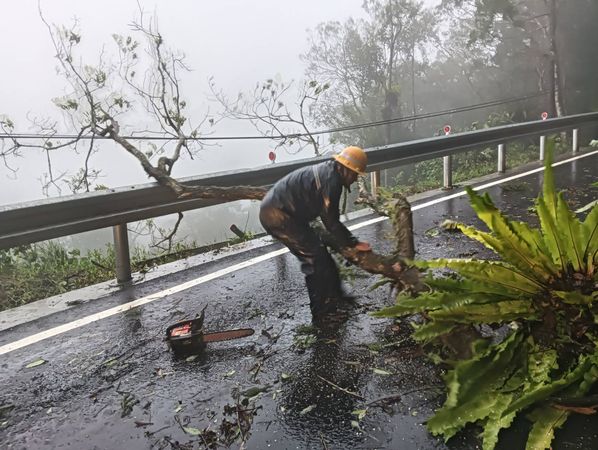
165, 308, 254, 356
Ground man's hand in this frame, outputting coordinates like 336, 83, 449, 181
355, 241, 371, 252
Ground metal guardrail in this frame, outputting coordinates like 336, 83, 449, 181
1, 111, 597, 281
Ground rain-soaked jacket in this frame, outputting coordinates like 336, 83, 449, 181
260, 160, 357, 247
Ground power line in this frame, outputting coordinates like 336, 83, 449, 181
0, 90, 548, 142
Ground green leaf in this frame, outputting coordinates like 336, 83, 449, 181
464, 188, 559, 281
536, 197, 567, 274
503, 354, 592, 416
449, 331, 524, 405
183, 426, 202, 436
581, 202, 598, 275
525, 406, 568, 450
418, 259, 543, 296
428, 391, 502, 440
25, 358, 46, 368
428, 300, 537, 324
555, 192, 585, 272
412, 321, 456, 341
372, 368, 393, 375
352, 409, 368, 420
553, 290, 593, 305
481, 393, 517, 450
241, 385, 269, 398
527, 345, 558, 385
299, 404, 316, 415
428, 332, 524, 440
373, 290, 498, 318
541, 139, 557, 218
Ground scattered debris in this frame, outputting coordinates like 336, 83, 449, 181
134, 420, 153, 427
352, 408, 368, 420
316, 375, 364, 400
292, 334, 317, 351
299, 404, 316, 415
239, 385, 270, 399
24, 358, 46, 369
424, 227, 440, 237
0, 404, 14, 419
372, 368, 393, 376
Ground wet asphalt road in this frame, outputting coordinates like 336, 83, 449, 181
0, 151, 597, 450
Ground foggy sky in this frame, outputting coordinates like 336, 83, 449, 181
0, 0, 375, 205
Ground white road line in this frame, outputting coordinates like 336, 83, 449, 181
1, 150, 597, 355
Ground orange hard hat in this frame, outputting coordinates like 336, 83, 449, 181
333, 146, 367, 175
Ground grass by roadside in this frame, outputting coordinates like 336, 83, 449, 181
388, 139, 569, 195
0, 234, 260, 312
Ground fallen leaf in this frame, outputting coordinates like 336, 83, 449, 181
241, 385, 269, 398
224, 369, 236, 378
372, 368, 393, 376
185, 355, 198, 362
343, 360, 361, 366
299, 404, 316, 415
183, 426, 202, 435
425, 227, 439, 237
25, 358, 46, 369
134, 420, 153, 427
280, 373, 292, 381
352, 409, 367, 420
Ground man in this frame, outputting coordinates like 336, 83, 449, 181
259, 146, 371, 318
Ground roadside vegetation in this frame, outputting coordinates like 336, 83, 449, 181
390, 113, 571, 196
374, 145, 598, 450
0, 232, 260, 311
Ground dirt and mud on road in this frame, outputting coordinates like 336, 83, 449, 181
1, 152, 597, 449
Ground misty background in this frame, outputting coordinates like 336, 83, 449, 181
1, 0, 596, 254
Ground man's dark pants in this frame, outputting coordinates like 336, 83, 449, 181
259, 204, 343, 315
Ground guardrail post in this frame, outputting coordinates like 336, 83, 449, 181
539, 135, 546, 161
497, 143, 506, 173
113, 223, 132, 284
572, 128, 579, 154
370, 170, 381, 197
443, 155, 452, 189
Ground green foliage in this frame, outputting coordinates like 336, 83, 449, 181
388, 110, 571, 196
374, 142, 598, 449
0, 242, 115, 310
0, 239, 200, 311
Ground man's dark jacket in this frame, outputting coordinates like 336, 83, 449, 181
261, 160, 357, 247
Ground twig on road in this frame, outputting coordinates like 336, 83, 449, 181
316, 374, 364, 400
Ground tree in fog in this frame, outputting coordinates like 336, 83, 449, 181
0, 10, 266, 203
438, 0, 596, 118
302, 0, 437, 147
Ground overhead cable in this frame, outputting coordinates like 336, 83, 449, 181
0, 90, 549, 142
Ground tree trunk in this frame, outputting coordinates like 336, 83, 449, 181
549, 0, 565, 116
